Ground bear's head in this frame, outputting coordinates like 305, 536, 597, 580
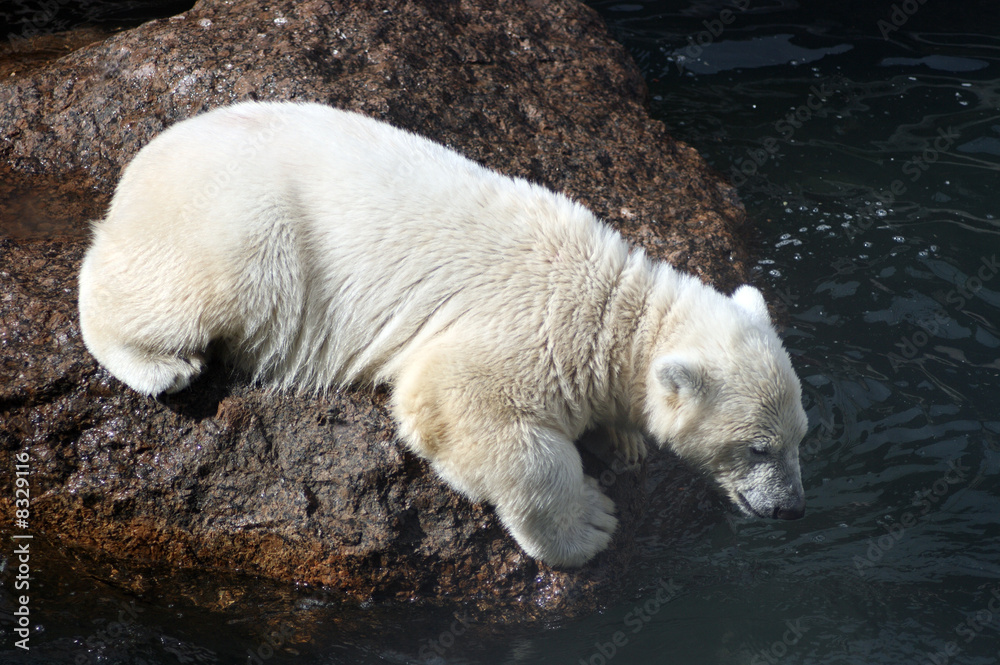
644, 284, 808, 520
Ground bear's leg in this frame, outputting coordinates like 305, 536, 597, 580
486, 425, 619, 566
393, 351, 618, 566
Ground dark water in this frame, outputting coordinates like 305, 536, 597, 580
0, 1, 196, 37
4, 1, 1000, 664
584, 1, 1000, 663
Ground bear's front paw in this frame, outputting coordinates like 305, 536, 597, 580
608, 428, 647, 466
510, 476, 618, 567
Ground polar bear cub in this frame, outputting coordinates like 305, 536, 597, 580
79, 102, 808, 567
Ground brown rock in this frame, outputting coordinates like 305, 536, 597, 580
0, 0, 750, 617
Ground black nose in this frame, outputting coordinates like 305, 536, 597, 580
773, 502, 805, 520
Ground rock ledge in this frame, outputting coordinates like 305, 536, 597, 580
0, 0, 749, 617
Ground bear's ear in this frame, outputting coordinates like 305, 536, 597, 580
653, 355, 705, 398
731, 285, 771, 326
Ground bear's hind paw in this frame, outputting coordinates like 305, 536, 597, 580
105, 348, 207, 396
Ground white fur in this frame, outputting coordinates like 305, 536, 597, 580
79, 102, 809, 566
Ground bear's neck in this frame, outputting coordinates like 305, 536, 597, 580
590, 256, 683, 431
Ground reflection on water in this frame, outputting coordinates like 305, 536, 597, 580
3, 1, 1000, 664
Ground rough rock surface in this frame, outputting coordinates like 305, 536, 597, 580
0, 0, 751, 617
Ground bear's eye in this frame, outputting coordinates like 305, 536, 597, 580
748, 443, 770, 457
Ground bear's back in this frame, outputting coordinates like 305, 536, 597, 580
99, 102, 633, 389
